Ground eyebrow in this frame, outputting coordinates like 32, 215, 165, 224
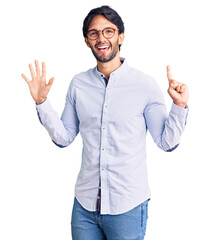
87, 26, 113, 32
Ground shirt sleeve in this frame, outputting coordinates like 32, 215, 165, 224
143, 78, 189, 152
35, 79, 80, 147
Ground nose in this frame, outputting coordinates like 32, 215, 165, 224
97, 30, 106, 41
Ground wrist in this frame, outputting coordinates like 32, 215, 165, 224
36, 98, 47, 105
173, 101, 186, 109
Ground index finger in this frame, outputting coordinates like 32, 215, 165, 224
29, 63, 36, 80
167, 65, 172, 81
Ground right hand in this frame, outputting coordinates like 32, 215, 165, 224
22, 60, 55, 104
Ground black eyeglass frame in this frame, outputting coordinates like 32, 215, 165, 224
86, 27, 119, 40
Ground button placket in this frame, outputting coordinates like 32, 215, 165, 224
98, 75, 116, 214
98, 79, 111, 211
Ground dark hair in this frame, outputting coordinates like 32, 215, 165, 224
82, 5, 125, 50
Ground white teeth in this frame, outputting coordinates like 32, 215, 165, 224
98, 46, 109, 49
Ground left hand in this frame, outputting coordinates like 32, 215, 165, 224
167, 65, 189, 108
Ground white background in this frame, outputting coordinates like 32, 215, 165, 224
0, 0, 210, 239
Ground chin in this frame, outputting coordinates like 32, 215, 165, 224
93, 52, 118, 63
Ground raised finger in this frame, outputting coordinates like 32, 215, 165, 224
35, 60, 40, 79
29, 63, 36, 80
21, 73, 30, 84
167, 65, 172, 82
42, 62, 46, 78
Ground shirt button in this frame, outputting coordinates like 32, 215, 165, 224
103, 127, 105, 130
97, 196, 100, 199
105, 105, 107, 108
99, 186, 101, 189
101, 168, 104, 170
102, 148, 104, 150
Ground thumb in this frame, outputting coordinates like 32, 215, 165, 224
48, 77, 55, 87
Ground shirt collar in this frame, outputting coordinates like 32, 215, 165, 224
94, 57, 127, 78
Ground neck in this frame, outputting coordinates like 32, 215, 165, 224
97, 54, 122, 79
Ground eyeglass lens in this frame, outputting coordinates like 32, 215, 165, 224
88, 28, 115, 39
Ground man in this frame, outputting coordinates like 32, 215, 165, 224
22, 5, 189, 240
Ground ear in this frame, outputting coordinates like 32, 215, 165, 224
85, 38, 91, 48
118, 33, 124, 45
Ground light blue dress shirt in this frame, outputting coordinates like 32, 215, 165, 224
36, 57, 189, 215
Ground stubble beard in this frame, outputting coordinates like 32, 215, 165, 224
90, 42, 119, 63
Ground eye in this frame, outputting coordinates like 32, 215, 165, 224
89, 31, 97, 36
105, 29, 113, 33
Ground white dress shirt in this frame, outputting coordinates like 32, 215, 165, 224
36, 57, 189, 214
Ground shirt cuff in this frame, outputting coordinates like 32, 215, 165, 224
35, 98, 52, 112
170, 102, 189, 119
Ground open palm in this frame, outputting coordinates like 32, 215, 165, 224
22, 60, 54, 104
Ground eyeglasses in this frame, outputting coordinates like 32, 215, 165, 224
86, 27, 119, 40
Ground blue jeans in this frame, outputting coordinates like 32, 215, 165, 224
71, 197, 149, 240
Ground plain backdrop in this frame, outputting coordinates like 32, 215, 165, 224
0, 0, 210, 239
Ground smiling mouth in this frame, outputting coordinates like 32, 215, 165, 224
96, 45, 110, 53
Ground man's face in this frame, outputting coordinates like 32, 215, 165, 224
85, 15, 124, 63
